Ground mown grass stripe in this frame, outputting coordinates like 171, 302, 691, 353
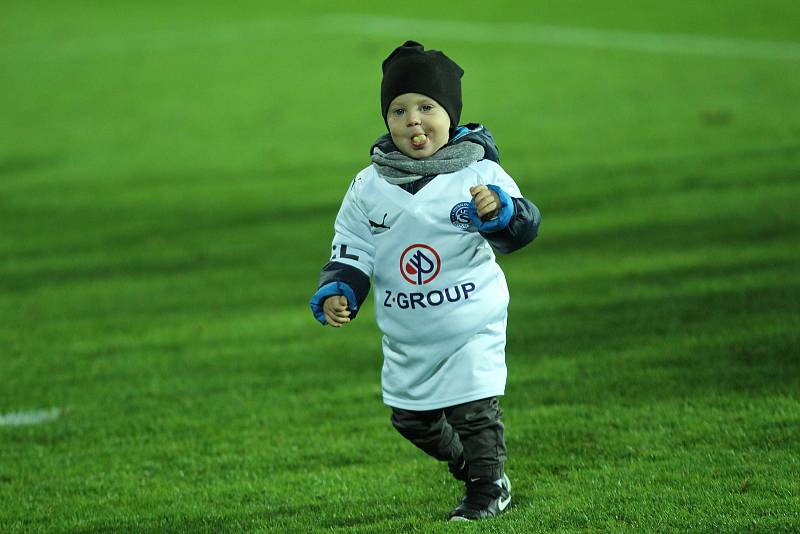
324, 15, 800, 60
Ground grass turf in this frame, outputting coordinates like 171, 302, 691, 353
1, 1, 799, 532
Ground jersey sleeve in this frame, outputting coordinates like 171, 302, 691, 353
485, 161, 523, 198
310, 175, 376, 324
328, 176, 375, 277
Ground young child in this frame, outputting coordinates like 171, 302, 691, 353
309, 41, 540, 522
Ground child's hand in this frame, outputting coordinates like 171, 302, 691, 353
323, 295, 351, 327
470, 185, 501, 220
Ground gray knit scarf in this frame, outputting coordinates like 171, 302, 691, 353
371, 141, 485, 184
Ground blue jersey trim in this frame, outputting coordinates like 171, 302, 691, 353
450, 125, 471, 142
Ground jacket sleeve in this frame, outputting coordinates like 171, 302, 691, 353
480, 196, 541, 254
473, 160, 541, 254
317, 261, 371, 318
310, 175, 375, 324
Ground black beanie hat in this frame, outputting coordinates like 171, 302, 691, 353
380, 40, 464, 129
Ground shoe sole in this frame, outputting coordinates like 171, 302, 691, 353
498, 473, 512, 511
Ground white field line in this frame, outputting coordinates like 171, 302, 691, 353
0, 408, 61, 427
2, 14, 799, 63
0, 19, 296, 63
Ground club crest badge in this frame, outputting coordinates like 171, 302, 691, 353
450, 201, 472, 230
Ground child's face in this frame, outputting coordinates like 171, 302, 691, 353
386, 93, 451, 159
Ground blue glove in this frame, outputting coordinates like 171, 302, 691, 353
468, 184, 514, 233
309, 281, 357, 325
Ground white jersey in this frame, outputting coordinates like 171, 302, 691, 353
329, 159, 523, 410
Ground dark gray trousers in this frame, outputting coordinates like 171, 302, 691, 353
390, 397, 507, 482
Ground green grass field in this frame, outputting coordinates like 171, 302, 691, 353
2, 1, 799, 532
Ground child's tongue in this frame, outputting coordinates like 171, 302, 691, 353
411, 134, 427, 147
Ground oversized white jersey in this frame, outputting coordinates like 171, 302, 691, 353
329, 159, 523, 410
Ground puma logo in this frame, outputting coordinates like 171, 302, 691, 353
369, 213, 391, 230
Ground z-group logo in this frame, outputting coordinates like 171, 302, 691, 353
400, 244, 441, 285
388, 243, 476, 310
